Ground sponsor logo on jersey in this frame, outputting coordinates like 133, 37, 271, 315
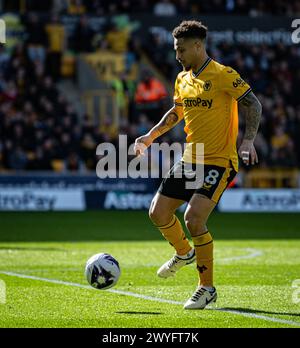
203, 80, 212, 91
183, 98, 213, 109
233, 77, 246, 88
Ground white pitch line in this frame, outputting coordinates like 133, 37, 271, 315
0, 271, 299, 327
221, 248, 264, 262
0, 271, 183, 306
142, 248, 264, 267
213, 307, 300, 326
0, 246, 263, 274
0, 248, 264, 267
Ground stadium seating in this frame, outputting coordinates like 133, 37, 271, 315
0, 0, 299, 189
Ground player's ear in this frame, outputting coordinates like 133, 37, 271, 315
195, 39, 202, 51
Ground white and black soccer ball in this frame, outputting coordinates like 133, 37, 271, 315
85, 253, 121, 290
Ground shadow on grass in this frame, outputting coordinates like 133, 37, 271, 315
0, 246, 66, 252
220, 307, 300, 318
115, 311, 162, 315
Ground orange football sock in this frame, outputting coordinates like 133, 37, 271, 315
192, 231, 213, 287
156, 215, 192, 256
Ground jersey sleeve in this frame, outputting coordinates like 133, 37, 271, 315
173, 75, 183, 106
220, 67, 252, 102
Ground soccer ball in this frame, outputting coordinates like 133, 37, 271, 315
85, 253, 121, 290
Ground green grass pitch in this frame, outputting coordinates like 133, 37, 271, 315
0, 211, 299, 328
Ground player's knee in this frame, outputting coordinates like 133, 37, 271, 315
149, 204, 172, 226
148, 205, 161, 225
184, 212, 206, 235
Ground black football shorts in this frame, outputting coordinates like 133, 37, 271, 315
158, 161, 237, 204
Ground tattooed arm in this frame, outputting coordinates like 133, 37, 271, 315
239, 91, 262, 141
134, 105, 184, 156
149, 105, 184, 139
238, 91, 262, 165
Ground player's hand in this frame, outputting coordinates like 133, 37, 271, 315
134, 134, 153, 156
238, 139, 258, 166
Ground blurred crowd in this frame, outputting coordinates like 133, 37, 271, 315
0, 1, 299, 172
0, 41, 107, 172
3, 0, 300, 16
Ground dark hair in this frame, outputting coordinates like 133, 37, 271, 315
172, 20, 208, 41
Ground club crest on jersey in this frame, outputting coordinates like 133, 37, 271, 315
183, 97, 213, 109
203, 80, 212, 91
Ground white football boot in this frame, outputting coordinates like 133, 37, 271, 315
157, 248, 196, 278
184, 286, 217, 309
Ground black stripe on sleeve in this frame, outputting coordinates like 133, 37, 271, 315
237, 88, 252, 102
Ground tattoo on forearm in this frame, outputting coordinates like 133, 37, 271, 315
154, 111, 179, 136
238, 92, 262, 141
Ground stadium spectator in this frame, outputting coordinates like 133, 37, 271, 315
22, 0, 53, 12
80, 132, 97, 170
144, 32, 174, 79
67, 0, 86, 15
45, 15, 65, 81
153, 0, 177, 16
134, 70, 168, 123
25, 13, 48, 65
271, 126, 292, 151
135, 71, 167, 104
52, 0, 69, 14
106, 23, 130, 53
176, 0, 191, 14
136, 113, 152, 136
8, 146, 28, 171
72, 16, 95, 53
64, 151, 85, 172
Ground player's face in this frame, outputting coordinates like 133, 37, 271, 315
174, 38, 200, 71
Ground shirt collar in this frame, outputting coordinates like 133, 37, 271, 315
191, 57, 212, 78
